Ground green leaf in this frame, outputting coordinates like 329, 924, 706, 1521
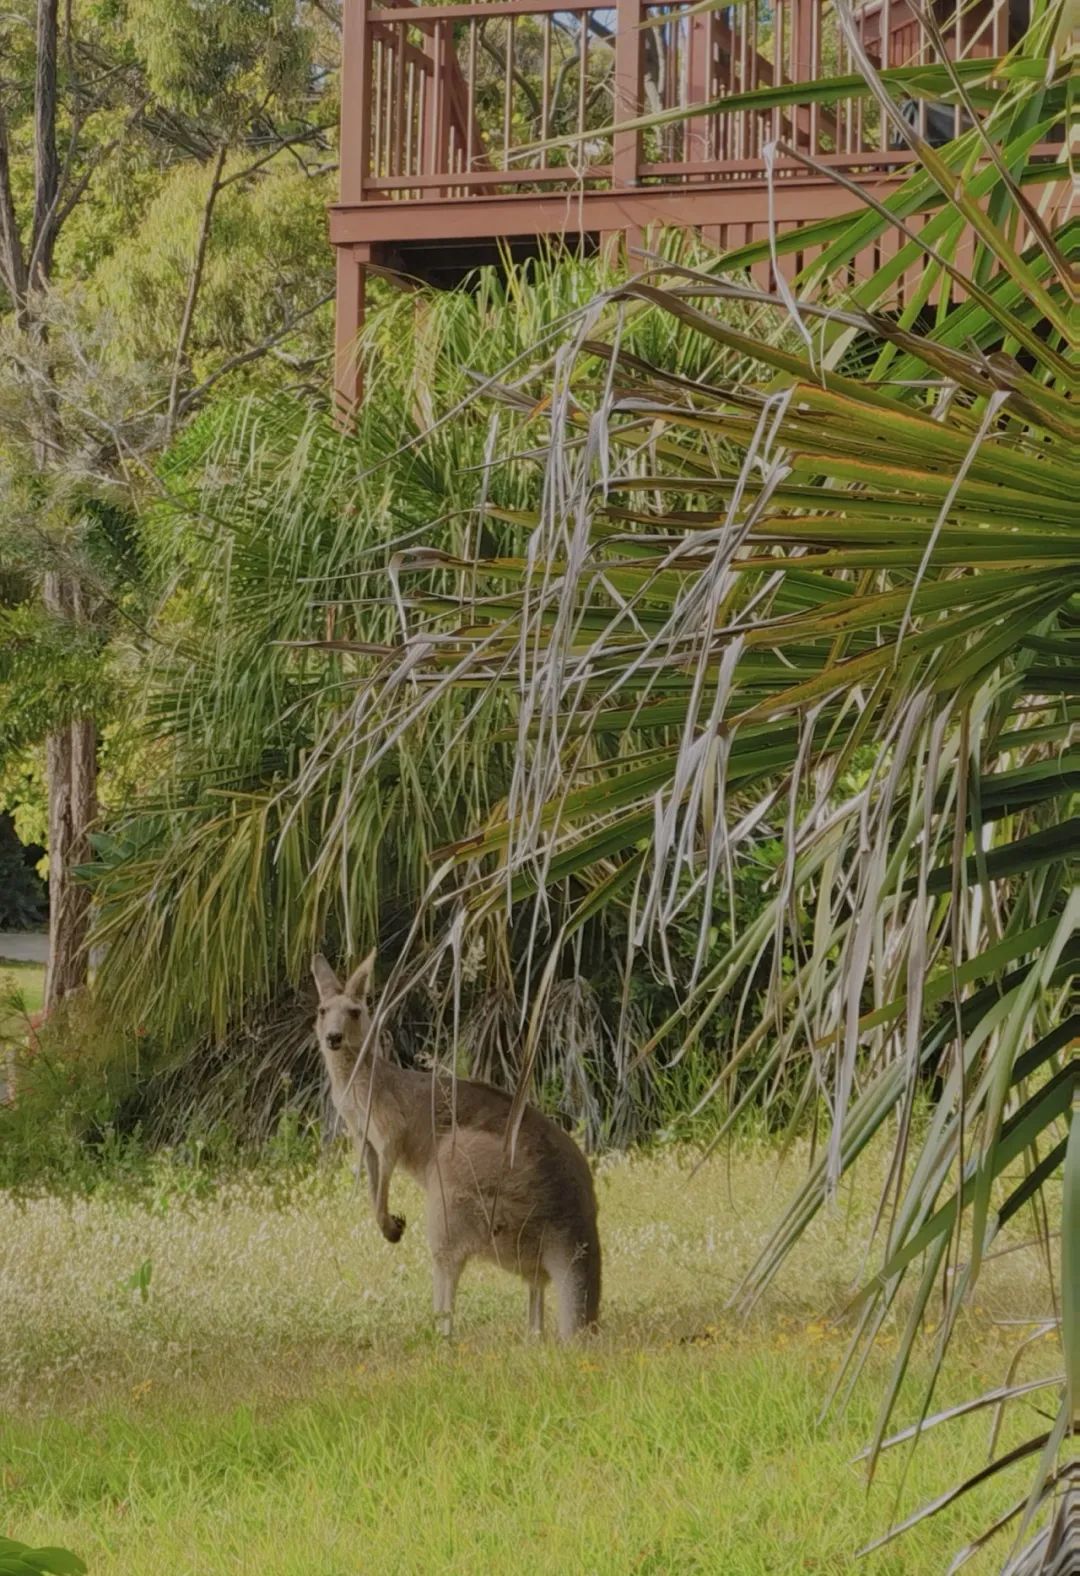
1063, 1090, 1080, 1423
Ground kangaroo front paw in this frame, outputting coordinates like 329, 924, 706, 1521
382, 1214, 406, 1243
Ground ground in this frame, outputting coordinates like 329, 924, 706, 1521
0, 1127, 1056, 1574
0, 955, 45, 1034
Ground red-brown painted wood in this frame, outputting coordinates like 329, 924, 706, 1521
331, 0, 1033, 408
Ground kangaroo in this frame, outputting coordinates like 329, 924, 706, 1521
312, 953, 601, 1341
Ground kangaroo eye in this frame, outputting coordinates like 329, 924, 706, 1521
317, 1007, 326, 1018
347, 1008, 361, 1020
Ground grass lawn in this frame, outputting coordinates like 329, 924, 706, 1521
0, 960, 44, 1037
0, 1146, 1057, 1574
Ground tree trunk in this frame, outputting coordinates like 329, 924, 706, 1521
43, 570, 98, 1008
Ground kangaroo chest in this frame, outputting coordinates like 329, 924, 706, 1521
323, 1050, 403, 1157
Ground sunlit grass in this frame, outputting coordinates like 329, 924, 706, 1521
0, 960, 44, 1038
1, 1145, 1058, 1573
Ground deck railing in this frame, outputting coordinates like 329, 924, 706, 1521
343, 0, 1013, 203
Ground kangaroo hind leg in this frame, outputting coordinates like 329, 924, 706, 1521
431, 1252, 463, 1341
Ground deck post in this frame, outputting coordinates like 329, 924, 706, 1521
612, 0, 642, 191
335, 0, 372, 421
339, 0, 370, 205
334, 244, 370, 422
791, 0, 815, 151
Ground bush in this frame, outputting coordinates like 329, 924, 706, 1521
0, 814, 45, 930
0, 992, 138, 1189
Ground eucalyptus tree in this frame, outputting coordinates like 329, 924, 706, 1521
0, 0, 337, 1004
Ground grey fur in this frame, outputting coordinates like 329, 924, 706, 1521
312, 953, 601, 1340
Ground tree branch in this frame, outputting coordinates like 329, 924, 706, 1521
31, 0, 61, 289
216, 123, 334, 191
166, 142, 228, 436
308, 0, 342, 28
26, 96, 152, 289
477, 22, 541, 123
175, 289, 334, 420
0, 89, 29, 312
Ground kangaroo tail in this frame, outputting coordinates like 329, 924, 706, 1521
553, 1217, 602, 1339
583, 1218, 602, 1330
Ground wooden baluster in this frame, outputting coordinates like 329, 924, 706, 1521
879, 0, 891, 150
392, 25, 406, 178
437, 21, 452, 193
771, 0, 784, 155
738, 2, 748, 160
505, 16, 515, 170
991, 0, 1008, 59
723, 7, 734, 162
953, 0, 963, 139
709, 10, 720, 170
612, 0, 641, 188
918, 3, 928, 141
423, 21, 440, 186
792, 0, 813, 151
467, 21, 478, 174
384, 38, 394, 179
686, 10, 712, 172
747, 0, 758, 161
607, 0, 642, 265
854, 3, 863, 158
809, 0, 820, 153
662, 14, 673, 161
541, 15, 552, 147
577, 10, 588, 157
405, 59, 416, 195
371, 38, 382, 181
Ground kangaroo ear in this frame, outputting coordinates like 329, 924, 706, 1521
311, 954, 341, 1001
344, 949, 376, 1001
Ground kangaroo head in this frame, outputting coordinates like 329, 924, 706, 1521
311, 951, 375, 1057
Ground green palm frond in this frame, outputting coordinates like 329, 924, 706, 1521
92, 239, 764, 1140
286, 6, 1075, 1559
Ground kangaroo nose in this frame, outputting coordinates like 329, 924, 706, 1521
326, 1031, 343, 1048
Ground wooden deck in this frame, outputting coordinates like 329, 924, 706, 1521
332, 0, 1020, 408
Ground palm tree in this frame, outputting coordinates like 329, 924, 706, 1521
293, 5, 1075, 1560
88, 244, 753, 1143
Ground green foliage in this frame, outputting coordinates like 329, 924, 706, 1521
285, 7, 1073, 1558
91, 154, 332, 389
0, 992, 140, 1189
125, 0, 316, 125
0, 961, 45, 1034
0, 816, 44, 928
0, 1541, 85, 1576
0, 0, 341, 921
81, 242, 778, 1148
0, 755, 47, 861
0, 603, 110, 762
